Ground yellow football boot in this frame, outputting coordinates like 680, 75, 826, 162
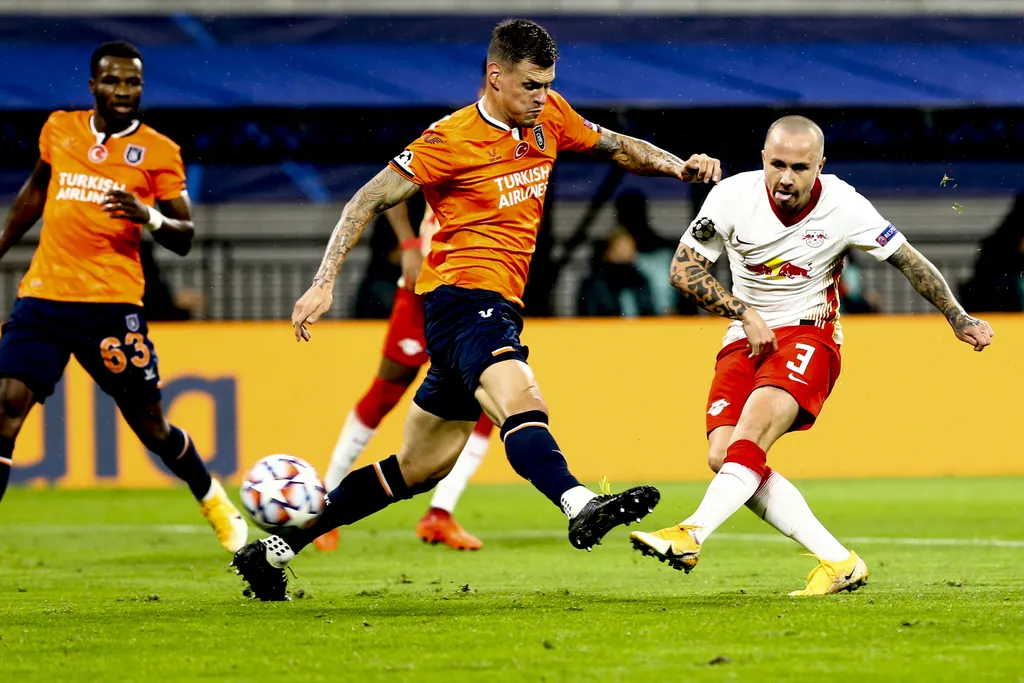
629, 524, 701, 573
199, 478, 249, 553
789, 551, 869, 596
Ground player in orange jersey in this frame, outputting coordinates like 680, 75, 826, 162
233, 19, 721, 600
0, 41, 247, 554
313, 200, 493, 553
314, 74, 497, 554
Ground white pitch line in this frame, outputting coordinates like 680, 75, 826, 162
9, 525, 1024, 548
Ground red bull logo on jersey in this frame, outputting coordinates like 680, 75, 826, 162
744, 259, 813, 280
778, 262, 812, 279
802, 227, 827, 248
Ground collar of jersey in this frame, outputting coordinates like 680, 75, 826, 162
476, 99, 523, 141
89, 112, 141, 145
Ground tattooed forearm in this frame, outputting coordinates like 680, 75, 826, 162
670, 243, 749, 319
312, 167, 420, 287
590, 130, 686, 177
886, 242, 967, 321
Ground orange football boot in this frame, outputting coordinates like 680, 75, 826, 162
312, 528, 339, 552
415, 508, 482, 550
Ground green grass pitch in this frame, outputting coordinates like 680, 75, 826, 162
1, 478, 1022, 682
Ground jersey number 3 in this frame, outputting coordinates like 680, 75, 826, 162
786, 343, 816, 376
100, 333, 151, 373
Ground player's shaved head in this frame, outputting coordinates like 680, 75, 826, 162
765, 115, 825, 160
762, 115, 827, 213
488, 19, 559, 69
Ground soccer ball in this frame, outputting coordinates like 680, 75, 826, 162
240, 455, 327, 531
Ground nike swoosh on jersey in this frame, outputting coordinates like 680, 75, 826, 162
788, 373, 809, 385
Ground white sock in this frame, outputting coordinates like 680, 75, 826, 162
200, 478, 218, 502
324, 410, 376, 490
430, 431, 489, 513
746, 469, 850, 562
560, 485, 597, 519
681, 462, 761, 545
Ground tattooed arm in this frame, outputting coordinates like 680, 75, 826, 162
312, 167, 420, 287
291, 167, 420, 341
671, 243, 777, 355
886, 243, 994, 351
588, 129, 722, 184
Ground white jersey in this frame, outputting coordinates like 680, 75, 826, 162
680, 171, 907, 346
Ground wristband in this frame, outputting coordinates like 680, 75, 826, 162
145, 206, 165, 232
400, 237, 420, 251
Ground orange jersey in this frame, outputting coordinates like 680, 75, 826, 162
21, 110, 187, 305
389, 90, 602, 306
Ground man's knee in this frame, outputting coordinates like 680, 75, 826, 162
706, 426, 733, 474
396, 406, 472, 486
0, 378, 35, 437
708, 445, 728, 473
119, 400, 172, 446
477, 360, 547, 424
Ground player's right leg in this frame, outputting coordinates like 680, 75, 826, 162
0, 297, 73, 504
631, 387, 797, 572
324, 288, 429, 490
232, 401, 475, 600
0, 378, 36, 504
316, 289, 428, 552
631, 339, 754, 571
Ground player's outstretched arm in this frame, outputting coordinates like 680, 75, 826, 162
886, 242, 994, 351
291, 167, 419, 341
671, 243, 777, 356
589, 129, 721, 184
0, 158, 51, 260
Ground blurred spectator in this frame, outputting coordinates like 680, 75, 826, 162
140, 240, 204, 321
577, 228, 655, 317
614, 188, 679, 314
959, 189, 1024, 312
353, 193, 427, 318
838, 250, 883, 314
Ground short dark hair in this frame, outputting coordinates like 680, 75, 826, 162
487, 19, 558, 69
91, 41, 143, 78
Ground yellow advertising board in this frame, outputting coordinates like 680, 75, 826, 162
11, 315, 1022, 489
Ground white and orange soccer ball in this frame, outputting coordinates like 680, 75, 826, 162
240, 455, 327, 531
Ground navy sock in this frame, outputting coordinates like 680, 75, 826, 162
285, 454, 412, 553
0, 435, 12, 504
501, 411, 582, 509
150, 427, 213, 501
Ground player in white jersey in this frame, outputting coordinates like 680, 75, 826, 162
630, 115, 993, 596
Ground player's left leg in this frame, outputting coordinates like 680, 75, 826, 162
476, 358, 659, 551
415, 413, 492, 550
116, 398, 247, 553
74, 304, 247, 553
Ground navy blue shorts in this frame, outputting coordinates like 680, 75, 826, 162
0, 297, 162, 404
413, 285, 528, 422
